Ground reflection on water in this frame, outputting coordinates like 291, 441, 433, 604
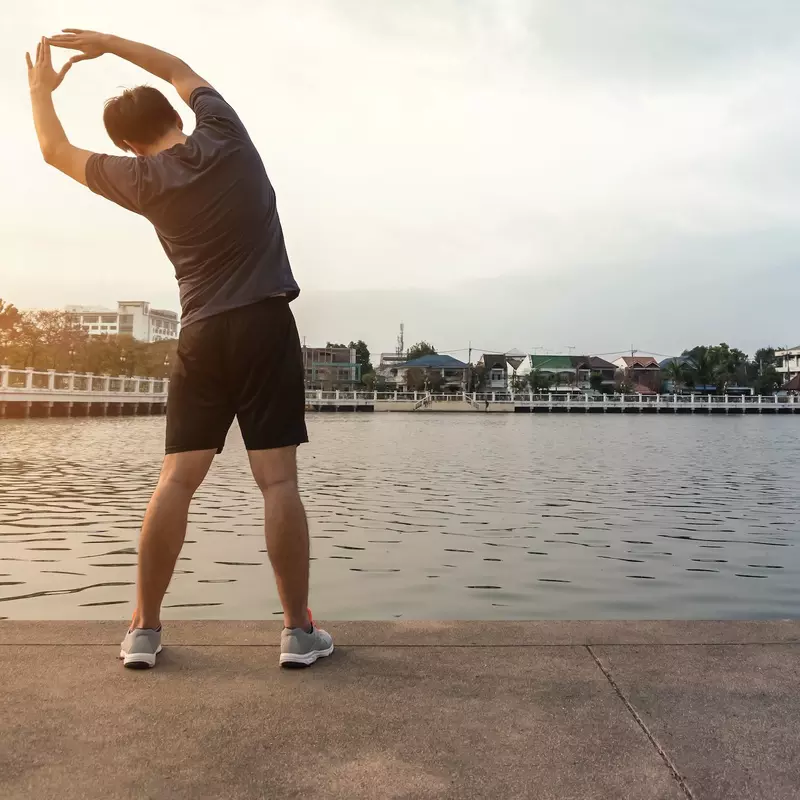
1, 414, 799, 620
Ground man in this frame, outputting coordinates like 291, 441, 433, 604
26, 31, 333, 668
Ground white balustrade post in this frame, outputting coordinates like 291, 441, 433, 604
163, 378, 169, 396
47, 369, 56, 390
25, 367, 34, 389
118, 374, 126, 393
414, 391, 418, 401
102, 374, 110, 392
1, 365, 9, 389
335, 390, 340, 401
148, 379, 155, 394
67, 372, 76, 391
492, 392, 497, 402
134, 376, 141, 394
373, 390, 378, 401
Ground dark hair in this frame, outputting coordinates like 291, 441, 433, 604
103, 86, 180, 152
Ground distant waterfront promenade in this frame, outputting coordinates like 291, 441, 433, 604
1, 367, 799, 418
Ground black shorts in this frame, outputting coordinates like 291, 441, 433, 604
165, 298, 308, 454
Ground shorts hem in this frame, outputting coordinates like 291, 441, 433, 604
165, 443, 225, 455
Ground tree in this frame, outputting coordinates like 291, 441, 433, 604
347, 339, 373, 380
406, 341, 437, 361
510, 374, 528, 393
527, 369, 552, 393
589, 372, 605, 394
0, 300, 21, 364
468, 363, 486, 392
749, 347, 782, 395
683, 343, 749, 393
663, 360, 688, 394
405, 367, 426, 391
326, 342, 346, 348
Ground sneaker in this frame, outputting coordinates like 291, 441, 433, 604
280, 613, 334, 668
119, 627, 162, 669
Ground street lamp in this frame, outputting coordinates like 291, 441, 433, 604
68, 347, 76, 370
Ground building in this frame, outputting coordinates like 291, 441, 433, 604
525, 354, 617, 393
303, 345, 360, 389
394, 354, 470, 393
575, 356, 617, 393
377, 352, 408, 388
479, 353, 510, 391
65, 301, 179, 343
612, 355, 662, 394
528, 355, 578, 392
776, 347, 800, 385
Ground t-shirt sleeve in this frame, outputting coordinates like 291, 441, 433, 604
85, 154, 144, 214
189, 87, 250, 140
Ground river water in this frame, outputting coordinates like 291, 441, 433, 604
1, 414, 798, 620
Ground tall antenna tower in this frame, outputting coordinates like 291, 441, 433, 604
396, 322, 405, 356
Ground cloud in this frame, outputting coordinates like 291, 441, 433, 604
4, 0, 799, 355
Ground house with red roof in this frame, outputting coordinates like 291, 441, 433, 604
612, 355, 662, 394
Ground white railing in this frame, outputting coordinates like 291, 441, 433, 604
304, 390, 798, 411
4, 369, 796, 413
0, 366, 167, 400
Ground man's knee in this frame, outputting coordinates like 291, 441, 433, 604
248, 446, 298, 493
158, 450, 215, 494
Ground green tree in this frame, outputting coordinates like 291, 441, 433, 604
589, 372, 605, 394
527, 369, 552, 393
468, 363, 486, 392
347, 339, 373, 380
663, 360, 688, 394
749, 347, 782, 395
405, 367, 426, 391
406, 341, 437, 361
0, 300, 22, 364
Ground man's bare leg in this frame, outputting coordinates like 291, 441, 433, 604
133, 449, 216, 629
248, 446, 310, 630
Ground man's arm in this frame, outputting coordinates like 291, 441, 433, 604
27, 37, 94, 186
48, 30, 211, 106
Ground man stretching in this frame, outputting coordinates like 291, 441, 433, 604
26, 31, 333, 668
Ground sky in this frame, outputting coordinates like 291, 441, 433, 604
4, 1, 800, 360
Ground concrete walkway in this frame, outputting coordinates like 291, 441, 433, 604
2, 620, 799, 800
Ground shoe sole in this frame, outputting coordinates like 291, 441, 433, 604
120, 644, 163, 669
279, 643, 334, 668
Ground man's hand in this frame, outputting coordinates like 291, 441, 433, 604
47, 29, 111, 63
26, 37, 73, 94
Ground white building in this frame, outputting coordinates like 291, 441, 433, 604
65, 301, 179, 343
776, 346, 800, 384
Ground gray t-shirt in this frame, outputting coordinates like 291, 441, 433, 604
86, 87, 299, 327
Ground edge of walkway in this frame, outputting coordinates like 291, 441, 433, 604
1, 619, 799, 646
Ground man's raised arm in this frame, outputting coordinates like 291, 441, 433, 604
27, 37, 94, 186
48, 30, 211, 106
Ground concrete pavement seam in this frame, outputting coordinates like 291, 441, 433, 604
586, 645, 695, 800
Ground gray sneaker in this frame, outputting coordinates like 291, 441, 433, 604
119, 627, 162, 669
280, 624, 334, 667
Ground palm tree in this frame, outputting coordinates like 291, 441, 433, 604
690, 347, 715, 391
664, 360, 687, 394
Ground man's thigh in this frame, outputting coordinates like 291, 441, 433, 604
166, 320, 234, 455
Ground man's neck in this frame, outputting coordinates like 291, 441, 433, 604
144, 129, 188, 156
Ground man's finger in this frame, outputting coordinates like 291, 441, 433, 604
58, 62, 72, 79
35, 41, 41, 64
68, 53, 94, 64
62, 28, 87, 34
42, 38, 52, 67
25, 52, 33, 70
